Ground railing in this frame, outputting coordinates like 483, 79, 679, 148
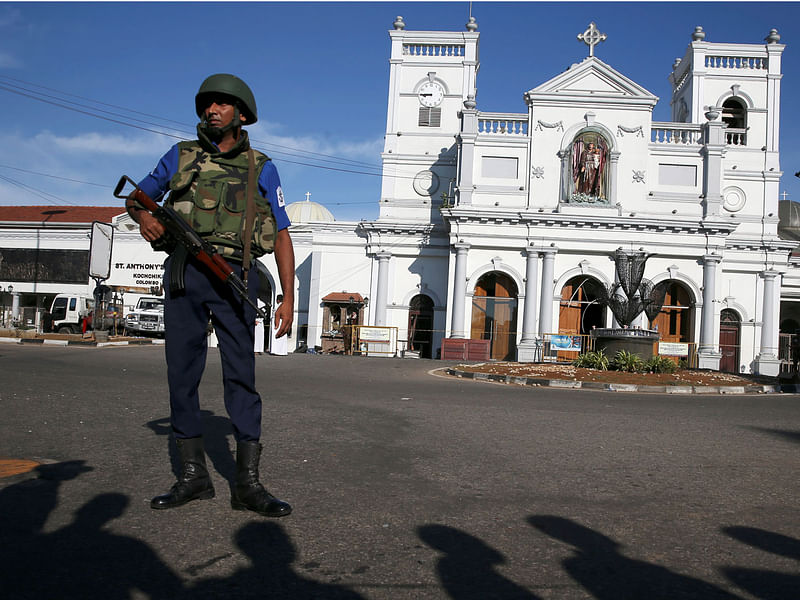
403, 43, 464, 57
725, 128, 747, 146
705, 55, 766, 70
651, 122, 703, 145
779, 333, 795, 376
477, 113, 528, 136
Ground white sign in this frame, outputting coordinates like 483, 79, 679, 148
89, 221, 114, 279
358, 326, 392, 342
107, 239, 166, 290
659, 342, 689, 357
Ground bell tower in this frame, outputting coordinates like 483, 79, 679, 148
379, 16, 480, 221
669, 26, 783, 155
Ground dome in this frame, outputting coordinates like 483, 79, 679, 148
286, 199, 335, 223
779, 200, 800, 241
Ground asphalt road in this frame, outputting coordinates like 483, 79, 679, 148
0, 343, 798, 599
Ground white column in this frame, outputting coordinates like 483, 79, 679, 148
754, 270, 781, 376
517, 246, 541, 363
760, 271, 778, 355
521, 247, 539, 340
538, 247, 558, 336
450, 243, 470, 338
699, 254, 721, 352
374, 251, 392, 326
697, 254, 722, 370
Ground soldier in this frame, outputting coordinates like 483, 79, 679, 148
126, 74, 294, 517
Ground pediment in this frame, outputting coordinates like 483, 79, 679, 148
526, 57, 658, 105
113, 211, 140, 232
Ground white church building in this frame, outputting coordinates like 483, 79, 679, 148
283, 17, 795, 376
1, 17, 798, 376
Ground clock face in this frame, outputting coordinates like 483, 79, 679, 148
418, 81, 444, 107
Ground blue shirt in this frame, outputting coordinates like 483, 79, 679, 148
138, 143, 291, 231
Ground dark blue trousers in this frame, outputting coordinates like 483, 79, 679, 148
163, 256, 262, 442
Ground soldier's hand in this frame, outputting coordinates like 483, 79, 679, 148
137, 211, 166, 243
273, 299, 294, 338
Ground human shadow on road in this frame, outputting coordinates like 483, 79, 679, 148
417, 523, 541, 599
528, 515, 742, 599
720, 526, 800, 600
0, 460, 92, 540
146, 410, 237, 483
745, 427, 800, 446
189, 521, 366, 599
0, 463, 184, 599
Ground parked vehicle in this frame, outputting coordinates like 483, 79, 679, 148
48, 294, 94, 334
123, 296, 165, 337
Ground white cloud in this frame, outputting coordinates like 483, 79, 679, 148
0, 6, 21, 28
34, 131, 170, 157
0, 52, 21, 68
247, 121, 383, 165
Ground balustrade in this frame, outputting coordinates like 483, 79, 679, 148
650, 123, 703, 145
477, 114, 528, 136
705, 55, 766, 70
725, 128, 747, 146
402, 43, 465, 57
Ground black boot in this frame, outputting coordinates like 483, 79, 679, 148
151, 436, 215, 509
231, 441, 292, 517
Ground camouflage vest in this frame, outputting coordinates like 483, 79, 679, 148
166, 132, 277, 258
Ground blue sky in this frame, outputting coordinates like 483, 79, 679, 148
0, 1, 798, 221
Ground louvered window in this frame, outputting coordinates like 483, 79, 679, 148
418, 107, 441, 127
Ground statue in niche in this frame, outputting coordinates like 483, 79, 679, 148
570, 135, 608, 203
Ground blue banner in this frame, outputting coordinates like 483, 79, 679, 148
550, 335, 582, 351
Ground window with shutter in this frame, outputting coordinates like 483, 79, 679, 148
418, 107, 441, 127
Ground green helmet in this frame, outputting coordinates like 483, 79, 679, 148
195, 73, 258, 124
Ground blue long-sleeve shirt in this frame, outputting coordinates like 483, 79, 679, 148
137, 144, 291, 231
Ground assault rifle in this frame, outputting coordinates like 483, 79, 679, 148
113, 175, 268, 320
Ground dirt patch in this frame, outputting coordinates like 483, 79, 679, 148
0, 329, 151, 343
454, 362, 780, 387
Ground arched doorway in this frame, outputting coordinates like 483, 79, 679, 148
719, 309, 741, 373
558, 276, 606, 335
407, 294, 434, 358
471, 272, 518, 361
721, 97, 747, 145
651, 280, 694, 343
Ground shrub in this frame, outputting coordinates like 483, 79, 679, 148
572, 350, 610, 370
645, 355, 678, 374
612, 349, 646, 373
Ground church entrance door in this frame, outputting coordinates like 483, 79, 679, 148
470, 272, 518, 361
407, 294, 434, 358
719, 309, 741, 373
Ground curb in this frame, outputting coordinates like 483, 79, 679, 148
445, 368, 787, 395
2, 337, 164, 347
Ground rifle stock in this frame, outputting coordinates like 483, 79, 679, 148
114, 175, 268, 320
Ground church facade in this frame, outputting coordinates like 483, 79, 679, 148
290, 18, 795, 375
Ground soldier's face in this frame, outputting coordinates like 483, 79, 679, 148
202, 98, 246, 129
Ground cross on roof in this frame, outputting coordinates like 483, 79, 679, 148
578, 22, 607, 57
781, 191, 789, 201
305, 191, 312, 202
